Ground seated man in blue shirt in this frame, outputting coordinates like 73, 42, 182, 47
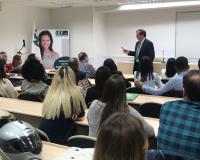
148, 70, 200, 160
78, 52, 96, 78
135, 56, 189, 96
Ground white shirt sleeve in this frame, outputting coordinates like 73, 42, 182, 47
142, 78, 177, 96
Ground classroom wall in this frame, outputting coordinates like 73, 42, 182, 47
1, 4, 200, 66
0, 2, 51, 62
105, 7, 200, 63
50, 7, 94, 57
50, 6, 200, 68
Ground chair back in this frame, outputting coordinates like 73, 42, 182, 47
66, 135, 96, 148
127, 87, 146, 94
162, 90, 183, 98
18, 93, 43, 102
140, 103, 162, 118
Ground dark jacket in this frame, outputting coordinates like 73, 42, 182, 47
128, 39, 155, 72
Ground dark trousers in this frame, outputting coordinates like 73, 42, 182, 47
133, 61, 140, 73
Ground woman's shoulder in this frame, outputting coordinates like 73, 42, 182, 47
3, 78, 13, 85
90, 100, 105, 110
52, 52, 59, 59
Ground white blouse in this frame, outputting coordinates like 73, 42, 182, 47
134, 71, 163, 88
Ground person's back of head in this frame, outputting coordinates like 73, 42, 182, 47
198, 59, 200, 70
78, 52, 88, 62
12, 54, 22, 67
21, 59, 45, 82
165, 58, 176, 78
100, 74, 128, 125
69, 57, 79, 72
27, 54, 37, 61
94, 112, 147, 160
0, 59, 6, 80
42, 66, 86, 119
0, 52, 7, 63
175, 56, 189, 73
103, 58, 118, 74
138, 56, 154, 81
183, 70, 200, 102
95, 66, 111, 95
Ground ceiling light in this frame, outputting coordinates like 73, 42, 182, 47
119, 1, 200, 10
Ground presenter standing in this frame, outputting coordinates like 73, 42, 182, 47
39, 30, 59, 69
122, 29, 155, 73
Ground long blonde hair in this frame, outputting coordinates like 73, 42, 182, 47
42, 66, 86, 119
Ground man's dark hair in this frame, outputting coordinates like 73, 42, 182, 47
137, 29, 146, 37
21, 59, 45, 82
175, 56, 189, 71
183, 70, 200, 101
78, 52, 88, 61
198, 59, 200, 70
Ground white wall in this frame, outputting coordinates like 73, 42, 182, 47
106, 10, 176, 59
0, 2, 51, 62
50, 6, 200, 68
50, 7, 94, 57
1, 4, 200, 66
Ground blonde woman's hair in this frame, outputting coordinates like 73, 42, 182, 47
42, 66, 86, 119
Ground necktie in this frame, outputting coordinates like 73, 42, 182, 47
135, 42, 141, 62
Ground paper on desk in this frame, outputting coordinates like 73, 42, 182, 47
55, 147, 94, 160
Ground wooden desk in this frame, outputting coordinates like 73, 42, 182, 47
0, 94, 180, 120
117, 62, 199, 75
42, 141, 68, 160
128, 94, 181, 105
8, 74, 24, 80
0, 97, 43, 118
75, 111, 159, 136
117, 62, 165, 75
88, 79, 135, 87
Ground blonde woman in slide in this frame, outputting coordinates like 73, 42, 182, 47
39, 30, 59, 69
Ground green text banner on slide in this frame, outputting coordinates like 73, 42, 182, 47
54, 57, 70, 69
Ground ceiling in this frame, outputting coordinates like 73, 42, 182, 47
2, 0, 200, 8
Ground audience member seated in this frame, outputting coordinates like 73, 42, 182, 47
103, 58, 131, 88
39, 66, 86, 145
135, 56, 189, 96
78, 52, 96, 78
26, 53, 50, 84
85, 66, 111, 107
88, 74, 155, 138
93, 112, 147, 160
149, 70, 200, 159
0, 51, 8, 65
0, 59, 18, 98
69, 57, 86, 84
161, 58, 176, 79
134, 56, 163, 88
5, 54, 22, 73
21, 59, 48, 100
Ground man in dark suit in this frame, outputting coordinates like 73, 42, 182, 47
122, 29, 155, 73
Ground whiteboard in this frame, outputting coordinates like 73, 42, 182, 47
176, 12, 200, 60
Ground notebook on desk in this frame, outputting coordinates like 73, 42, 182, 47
126, 93, 139, 101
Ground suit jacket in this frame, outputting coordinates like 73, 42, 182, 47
128, 39, 155, 71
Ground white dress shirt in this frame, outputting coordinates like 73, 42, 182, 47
142, 71, 188, 96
